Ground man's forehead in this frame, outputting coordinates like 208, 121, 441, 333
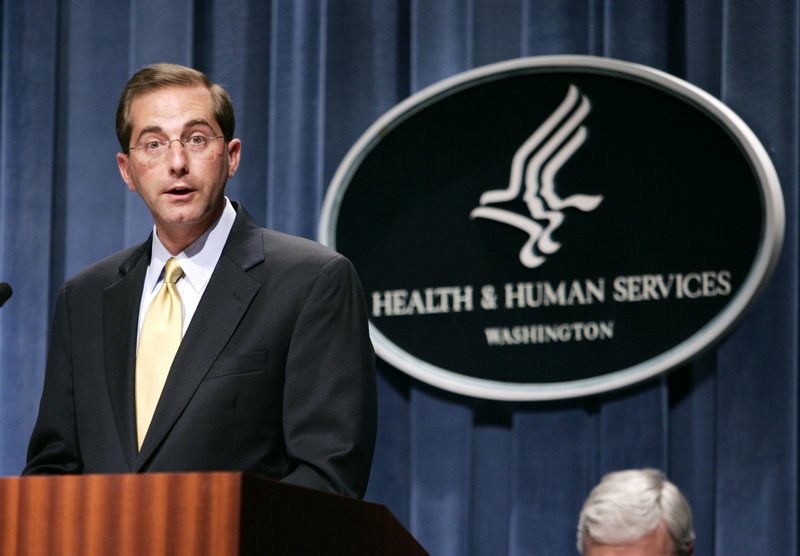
129, 85, 218, 132
585, 522, 676, 555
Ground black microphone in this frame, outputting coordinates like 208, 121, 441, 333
0, 282, 12, 307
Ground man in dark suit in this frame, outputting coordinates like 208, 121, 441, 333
23, 63, 377, 499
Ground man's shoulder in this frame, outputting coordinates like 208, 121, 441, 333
239, 227, 359, 287
228, 202, 344, 269
261, 228, 341, 264
63, 242, 148, 290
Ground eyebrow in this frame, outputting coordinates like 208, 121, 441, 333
133, 119, 217, 143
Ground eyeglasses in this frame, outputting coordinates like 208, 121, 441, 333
128, 133, 225, 164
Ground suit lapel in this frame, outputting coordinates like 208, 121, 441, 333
134, 205, 264, 468
103, 241, 151, 471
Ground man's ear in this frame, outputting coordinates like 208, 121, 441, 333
226, 139, 241, 178
116, 152, 137, 192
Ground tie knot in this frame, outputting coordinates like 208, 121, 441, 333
164, 258, 183, 284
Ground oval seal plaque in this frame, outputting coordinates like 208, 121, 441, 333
320, 56, 784, 400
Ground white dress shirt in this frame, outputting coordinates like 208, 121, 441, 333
137, 197, 237, 343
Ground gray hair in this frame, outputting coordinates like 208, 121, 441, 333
577, 468, 695, 555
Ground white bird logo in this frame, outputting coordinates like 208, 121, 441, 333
470, 85, 603, 268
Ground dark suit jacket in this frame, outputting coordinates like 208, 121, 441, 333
24, 202, 377, 498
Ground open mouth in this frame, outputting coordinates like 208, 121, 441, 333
166, 186, 194, 196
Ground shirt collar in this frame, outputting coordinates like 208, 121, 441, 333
145, 197, 237, 293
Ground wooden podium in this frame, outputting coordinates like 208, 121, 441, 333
0, 472, 427, 555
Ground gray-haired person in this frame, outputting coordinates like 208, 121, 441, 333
577, 468, 695, 555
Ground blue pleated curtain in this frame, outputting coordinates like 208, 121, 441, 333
0, 1, 797, 555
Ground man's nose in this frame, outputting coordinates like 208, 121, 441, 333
166, 139, 189, 174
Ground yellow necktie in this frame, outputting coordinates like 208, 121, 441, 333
136, 257, 184, 449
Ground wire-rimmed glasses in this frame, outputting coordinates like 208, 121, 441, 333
128, 134, 225, 164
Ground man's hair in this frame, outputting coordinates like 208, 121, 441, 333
116, 63, 235, 153
577, 468, 695, 555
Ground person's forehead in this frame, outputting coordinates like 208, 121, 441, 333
129, 85, 217, 132
585, 523, 675, 555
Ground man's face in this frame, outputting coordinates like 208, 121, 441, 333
116, 85, 240, 248
584, 523, 681, 556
